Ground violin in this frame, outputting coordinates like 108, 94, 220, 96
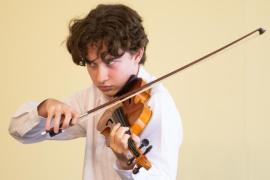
97, 76, 153, 174
42, 27, 266, 173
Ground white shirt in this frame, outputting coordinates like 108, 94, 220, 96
9, 67, 183, 180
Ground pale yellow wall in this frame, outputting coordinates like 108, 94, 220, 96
1, 0, 269, 179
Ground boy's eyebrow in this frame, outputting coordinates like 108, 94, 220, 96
86, 57, 98, 63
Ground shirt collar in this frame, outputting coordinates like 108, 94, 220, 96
137, 66, 155, 83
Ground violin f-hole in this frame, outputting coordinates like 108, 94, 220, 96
105, 118, 113, 126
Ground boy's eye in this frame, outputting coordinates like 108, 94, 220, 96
106, 59, 115, 65
85, 60, 97, 67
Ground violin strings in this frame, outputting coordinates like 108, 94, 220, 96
128, 138, 140, 157
113, 107, 140, 157
114, 108, 128, 127
114, 108, 122, 124
113, 108, 123, 125
119, 108, 130, 127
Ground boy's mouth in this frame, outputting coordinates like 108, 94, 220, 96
98, 86, 114, 92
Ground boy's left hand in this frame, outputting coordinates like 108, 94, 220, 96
109, 123, 140, 170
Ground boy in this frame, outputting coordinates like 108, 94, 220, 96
9, 4, 182, 180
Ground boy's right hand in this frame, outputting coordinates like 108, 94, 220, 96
37, 98, 79, 134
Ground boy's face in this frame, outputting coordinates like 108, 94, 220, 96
86, 44, 141, 97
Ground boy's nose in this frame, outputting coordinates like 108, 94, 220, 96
96, 65, 109, 84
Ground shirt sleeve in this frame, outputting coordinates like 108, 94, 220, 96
8, 88, 93, 144
113, 89, 183, 180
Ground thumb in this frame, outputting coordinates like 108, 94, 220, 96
131, 133, 140, 146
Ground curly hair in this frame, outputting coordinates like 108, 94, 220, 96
66, 4, 149, 66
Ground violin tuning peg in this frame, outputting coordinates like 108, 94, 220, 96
143, 145, 153, 155
139, 139, 149, 149
132, 166, 142, 174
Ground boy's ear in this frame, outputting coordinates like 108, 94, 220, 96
133, 48, 144, 63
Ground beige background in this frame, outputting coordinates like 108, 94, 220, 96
1, 0, 269, 179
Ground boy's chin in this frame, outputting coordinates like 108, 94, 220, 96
101, 90, 118, 97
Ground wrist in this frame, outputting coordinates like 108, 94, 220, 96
114, 152, 135, 170
116, 159, 135, 170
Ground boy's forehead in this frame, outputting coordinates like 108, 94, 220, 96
87, 42, 108, 60
86, 41, 125, 61
87, 41, 107, 52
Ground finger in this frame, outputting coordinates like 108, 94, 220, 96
115, 127, 129, 147
61, 110, 72, 129
53, 107, 62, 133
110, 123, 121, 139
114, 133, 130, 155
45, 106, 55, 131
113, 127, 129, 154
131, 134, 141, 146
71, 110, 79, 125
121, 133, 130, 150
110, 123, 121, 148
